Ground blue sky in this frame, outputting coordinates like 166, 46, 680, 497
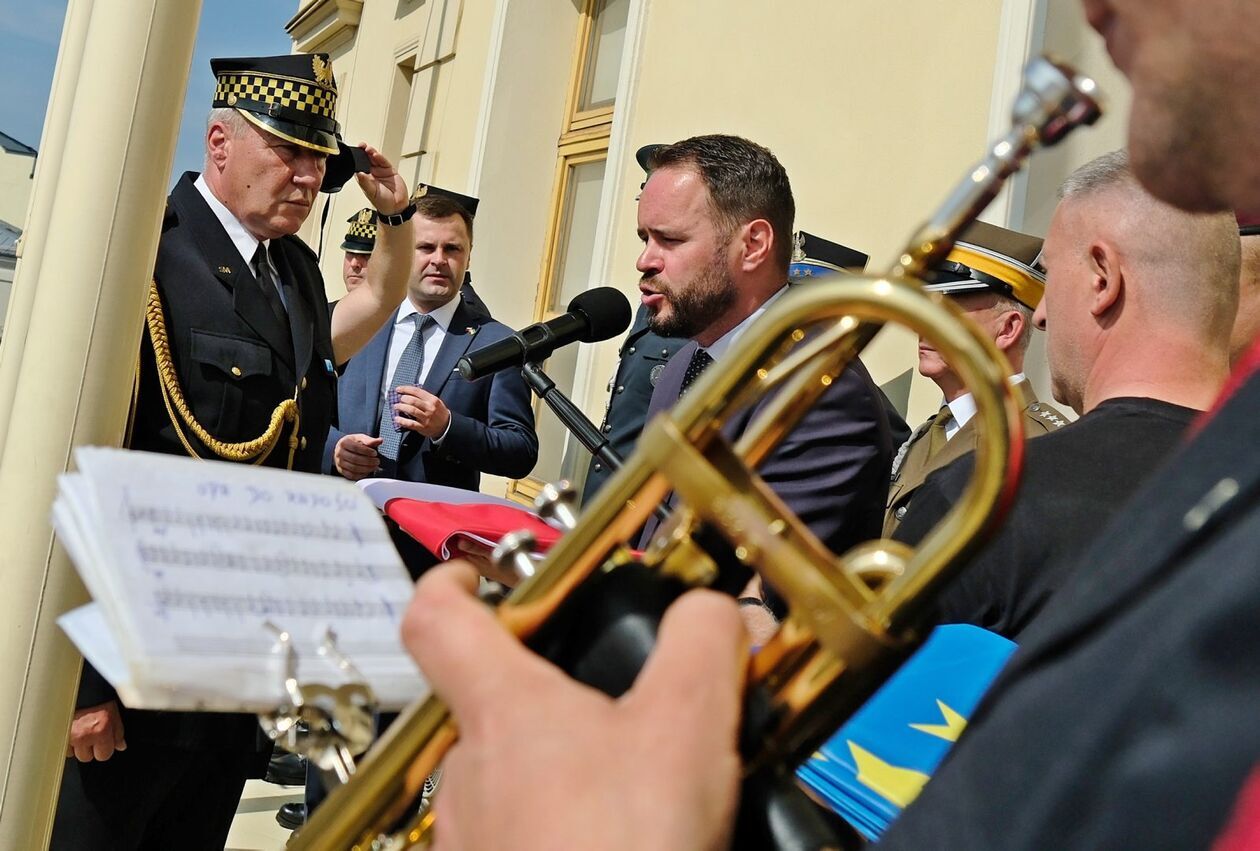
0, 0, 296, 180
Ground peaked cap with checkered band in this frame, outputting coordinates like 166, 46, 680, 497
341, 208, 378, 254
212, 54, 342, 154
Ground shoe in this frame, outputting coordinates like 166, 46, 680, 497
265, 751, 307, 786
276, 802, 306, 831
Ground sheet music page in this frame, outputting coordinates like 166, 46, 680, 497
54, 448, 428, 711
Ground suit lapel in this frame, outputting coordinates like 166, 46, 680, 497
1005, 375, 1260, 672
646, 340, 696, 422
358, 319, 394, 434
636, 342, 697, 546
934, 417, 981, 469
170, 176, 294, 366
422, 301, 481, 397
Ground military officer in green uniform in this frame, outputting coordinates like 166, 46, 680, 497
883, 221, 1068, 536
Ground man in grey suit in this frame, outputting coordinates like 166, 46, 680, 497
633, 134, 901, 630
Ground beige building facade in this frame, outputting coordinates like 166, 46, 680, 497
289, 0, 1130, 500
0, 132, 37, 228
0, 132, 38, 336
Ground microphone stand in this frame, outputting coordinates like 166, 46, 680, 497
519, 360, 624, 476
518, 360, 672, 526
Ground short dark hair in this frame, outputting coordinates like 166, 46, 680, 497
415, 195, 474, 243
648, 134, 795, 271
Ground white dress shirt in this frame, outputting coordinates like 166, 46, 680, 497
194, 175, 286, 308
943, 372, 1028, 441
699, 285, 789, 363
380, 295, 464, 442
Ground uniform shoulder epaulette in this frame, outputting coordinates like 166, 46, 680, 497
1025, 400, 1070, 431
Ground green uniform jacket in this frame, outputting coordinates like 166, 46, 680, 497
883, 376, 1068, 536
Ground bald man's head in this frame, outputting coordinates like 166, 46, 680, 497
1038, 150, 1239, 412
1056, 150, 1239, 342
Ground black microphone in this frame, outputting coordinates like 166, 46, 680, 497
456, 286, 632, 380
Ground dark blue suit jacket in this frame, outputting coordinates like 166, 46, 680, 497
637, 339, 898, 573
324, 297, 538, 489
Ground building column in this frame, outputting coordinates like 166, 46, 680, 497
0, 0, 95, 450
0, 0, 202, 846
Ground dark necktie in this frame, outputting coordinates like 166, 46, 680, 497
252, 243, 288, 327
926, 404, 953, 458
679, 348, 714, 398
378, 314, 434, 462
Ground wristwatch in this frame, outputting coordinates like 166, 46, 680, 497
377, 203, 417, 227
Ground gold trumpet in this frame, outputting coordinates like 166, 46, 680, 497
291, 56, 1101, 851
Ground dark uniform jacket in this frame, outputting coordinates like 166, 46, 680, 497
129, 173, 337, 474
78, 172, 339, 758
582, 304, 686, 501
875, 378, 1260, 849
883, 376, 1067, 536
893, 396, 1197, 638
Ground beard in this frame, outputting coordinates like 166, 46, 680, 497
645, 258, 739, 340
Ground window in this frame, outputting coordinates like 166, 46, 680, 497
509, 0, 629, 503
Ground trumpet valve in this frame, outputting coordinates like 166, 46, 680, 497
492, 529, 539, 583
536, 480, 580, 530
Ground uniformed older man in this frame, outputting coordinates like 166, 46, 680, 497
883, 221, 1068, 536
53, 53, 413, 851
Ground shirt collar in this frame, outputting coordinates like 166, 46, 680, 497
702, 285, 789, 363
397, 293, 462, 332
194, 174, 269, 267
945, 372, 1028, 430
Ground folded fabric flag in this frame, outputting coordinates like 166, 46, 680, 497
385, 498, 564, 560
797, 623, 1017, 841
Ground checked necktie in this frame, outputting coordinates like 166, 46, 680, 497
679, 348, 714, 398
378, 313, 434, 463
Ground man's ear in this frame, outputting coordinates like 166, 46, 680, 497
993, 308, 1027, 354
1088, 240, 1124, 317
206, 122, 231, 171
739, 218, 774, 272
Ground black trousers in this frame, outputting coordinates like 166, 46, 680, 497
51, 744, 253, 851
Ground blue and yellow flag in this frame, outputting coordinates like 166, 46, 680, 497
796, 624, 1017, 840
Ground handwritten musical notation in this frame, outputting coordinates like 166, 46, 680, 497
152, 589, 397, 620
127, 504, 386, 544
135, 543, 388, 581
53, 447, 427, 711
